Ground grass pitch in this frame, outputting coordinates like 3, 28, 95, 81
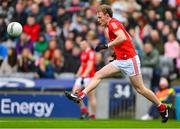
0, 118, 179, 129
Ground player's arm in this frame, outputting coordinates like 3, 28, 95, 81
95, 29, 127, 51
81, 60, 94, 77
107, 29, 127, 48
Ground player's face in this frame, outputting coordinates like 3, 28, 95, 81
97, 12, 108, 26
80, 40, 87, 50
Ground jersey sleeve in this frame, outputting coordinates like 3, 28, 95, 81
109, 21, 122, 33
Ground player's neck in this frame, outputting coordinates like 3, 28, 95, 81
107, 17, 112, 26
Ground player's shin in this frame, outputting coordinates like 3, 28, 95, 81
82, 77, 101, 94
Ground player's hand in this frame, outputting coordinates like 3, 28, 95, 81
95, 44, 108, 52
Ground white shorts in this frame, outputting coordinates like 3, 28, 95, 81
111, 55, 141, 77
74, 77, 91, 89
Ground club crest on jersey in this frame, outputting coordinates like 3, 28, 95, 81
111, 22, 118, 29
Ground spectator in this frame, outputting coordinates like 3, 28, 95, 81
18, 48, 35, 72
170, 20, 178, 36
0, 0, 14, 24
34, 49, 54, 78
90, 0, 102, 13
164, 33, 180, 76
127, 0, 141, 13
0, 47, 18, 75
149, 30, 164, 55
29, 3, 43, 23
23, 15, 40, 42
51, 49, 64, 74
44, 23, 57, 42
48, 39, 58, 60
156, 20, 164, 36
63, 39, 80, 73
12, 1, 27, 25
162, 24, 171, 43
164, 33, 180, 60
85, 8, 96, 23
34, 33, 48, 57
16, 32, 34, 55
41, 14, 53, 32
150, 0, 165, 20
141, 42, 160, 90
67, 31, 76, 41
41, 49, 50, 64
141, 77, 175, 120
0, 44, 7, 66
74, 34, 83, 46
41, 0, 57, 21
89, 22, 97, 32
70, 13, 84, 33
0, 44, 7, 60
135, 16, 152, 43
79, 23, 89, 39
67, 0, 83, 14
97, 26, 106, 45
25, 0, 34, 14
111, 0, 128, 23
60, 20, 71, 40
71, 45, 81, 72
34, 57, 54, 79
164, 10, 174, 25
176, 5, 180, 20
56, 5, 71, 28
147, 10, 158, 29
129, 28, 143, 56
0, 15, 7, 42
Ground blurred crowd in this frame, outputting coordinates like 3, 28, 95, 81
0, 0, 179, 84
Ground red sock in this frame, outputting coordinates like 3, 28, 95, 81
78, 91, 86, 98
158, 103, 166, 112
90, 114, 96, 119
81, 106, 88, 113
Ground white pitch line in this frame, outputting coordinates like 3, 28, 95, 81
0, 128, 180, 129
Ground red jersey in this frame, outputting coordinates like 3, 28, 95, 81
107, 18, 136, 60
80, 48, 96, 78
23, 23, 40, 42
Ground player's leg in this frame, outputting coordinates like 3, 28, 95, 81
82, 63, 120, 94
65, 63, 120, 103
130, 74, 169, 123
72, 78, 89, 119
72, 77, 84, 104
123, 55, 169, 123
130, 74, 160, 105
87, 90, 96, 119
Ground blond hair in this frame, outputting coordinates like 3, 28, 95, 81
97, 4, 113, 17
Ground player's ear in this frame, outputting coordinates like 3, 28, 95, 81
105, 13, 110, 18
